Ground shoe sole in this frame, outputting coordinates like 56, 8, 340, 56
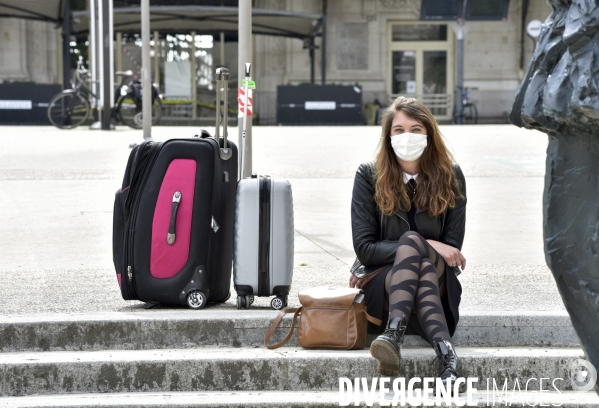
370, 338, 400, 377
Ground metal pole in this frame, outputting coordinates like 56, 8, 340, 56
453, 0, 469, 125
90, 0, 97, 103
191, 31, 197, 119
141, 0, 152, 139
520, 0, 530, 71
455, 23, 464, 125
238, 0, 252, 178
153, 31, 160, 84
309, 37, 315, 85
62, 0, 71, 90
321, 0, 327, 85
89, 0, 101, 128
101, 0, 113, 130
108, 0, 114, 115
57, 28, 63, 85
97, 0, 105, 127
241, 63, 250, 180
116, 32, 122, 72
220, 31, 225, 66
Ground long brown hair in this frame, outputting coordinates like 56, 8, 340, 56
374, 96, 463, 216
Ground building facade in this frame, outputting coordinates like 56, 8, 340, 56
254, 0, 553, 124
0, 0, 553, 125
0, 19, 61, 85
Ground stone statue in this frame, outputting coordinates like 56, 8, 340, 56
510, 0, 599, 392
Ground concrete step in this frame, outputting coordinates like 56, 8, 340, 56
0, 310, 577, 352
0, 390, 597, 407
0, 347, 586, 396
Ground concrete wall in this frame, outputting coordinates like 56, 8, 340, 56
463, 0, 552, 121
0, 19, 60, 84
254, 0, 394, 124
252, 0, 289, 124
252, 0, 554, 125
0, 0, 554, 123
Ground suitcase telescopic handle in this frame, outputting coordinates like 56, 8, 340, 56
167, 191, 181, 245
215, 67, 233, 161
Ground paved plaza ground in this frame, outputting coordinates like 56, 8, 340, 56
0, 124, 562, 315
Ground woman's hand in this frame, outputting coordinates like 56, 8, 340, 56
427, 239, 466, 270
349, 272, 378, 289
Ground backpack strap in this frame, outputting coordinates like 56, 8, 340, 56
264, 307, 302, 349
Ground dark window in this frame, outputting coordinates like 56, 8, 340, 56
466, 0, 510, 21
392, 24, 447, 42
420, 0, 459, 21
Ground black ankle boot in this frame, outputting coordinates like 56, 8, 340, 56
369, 315, 407, 376
432, 339, 466, 394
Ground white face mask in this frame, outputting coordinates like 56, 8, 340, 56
390, 132, 428, 162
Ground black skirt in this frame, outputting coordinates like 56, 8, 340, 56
363, 263, 462, 342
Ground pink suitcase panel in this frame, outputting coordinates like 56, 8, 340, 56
150, 159, 197, 279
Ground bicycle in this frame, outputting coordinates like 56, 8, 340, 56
47, 57, 162, 129
452, 87, 478, 125
115, 71, 163, 129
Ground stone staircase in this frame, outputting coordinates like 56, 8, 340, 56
0, 310, 598, 407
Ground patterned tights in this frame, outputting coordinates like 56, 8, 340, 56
384, 231, 450, 343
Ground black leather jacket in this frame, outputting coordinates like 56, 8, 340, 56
351, 162, 467, 276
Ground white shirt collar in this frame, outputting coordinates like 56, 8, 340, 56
403, 172, 418, 184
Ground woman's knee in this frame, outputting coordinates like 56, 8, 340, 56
399, 231, 425, 243
394, 232, 428, 261
397, 231, 427, 254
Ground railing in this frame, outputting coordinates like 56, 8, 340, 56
389, 93, 452, 119
161, 98, 238, 120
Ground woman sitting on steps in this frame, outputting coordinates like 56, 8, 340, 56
350, 96, 467, 392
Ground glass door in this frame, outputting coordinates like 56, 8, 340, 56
422, 50, 448, 116
388, 23, 453, 120
392, 50, 416, 95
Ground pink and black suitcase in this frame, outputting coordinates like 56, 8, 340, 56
112, 68, 237, 309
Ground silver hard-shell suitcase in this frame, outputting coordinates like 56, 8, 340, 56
233, 174, 294, 310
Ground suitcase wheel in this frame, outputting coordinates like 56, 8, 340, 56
271, 297, 286, 311
186, 290, 206, 309
236, 295, 251, 310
